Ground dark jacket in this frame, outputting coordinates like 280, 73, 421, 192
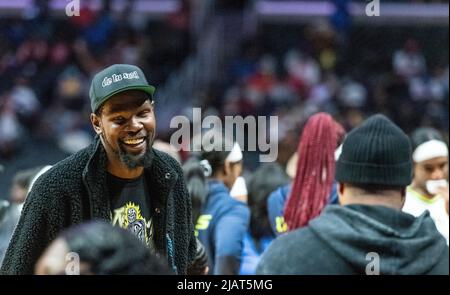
1, 136, 196, 275
267, 182, 339, 236
257, 204, 449, 275
196, 180, 250, 275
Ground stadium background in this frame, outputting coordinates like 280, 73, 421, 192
0, 0, 448, 199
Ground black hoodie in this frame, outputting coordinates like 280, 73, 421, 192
0, 136, 196, 275
256, 204, 449, 275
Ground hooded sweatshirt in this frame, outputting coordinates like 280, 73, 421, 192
257, 204, 449, 275
196, 180, 250, 275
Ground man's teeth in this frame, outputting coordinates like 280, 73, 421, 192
123, 138, 145, 145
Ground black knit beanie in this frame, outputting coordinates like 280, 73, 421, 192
335, 114, 412, 186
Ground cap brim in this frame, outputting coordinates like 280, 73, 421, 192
96, 84, 156, 111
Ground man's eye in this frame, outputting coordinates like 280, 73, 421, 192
138, 110, 150, 117
113, 117, 125, 124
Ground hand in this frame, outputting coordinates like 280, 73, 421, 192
187, 238, 209, 275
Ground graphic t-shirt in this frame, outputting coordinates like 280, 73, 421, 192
108, 173, 155, 251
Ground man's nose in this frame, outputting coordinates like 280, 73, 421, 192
430, 168, 445, 180
125, 116, 142, 132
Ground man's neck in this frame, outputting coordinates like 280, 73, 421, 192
343, 197, 403, 210
341, 188, 404, 210
106, 158, 144, 179
101, 139, 145, 179
410, 182, 434, 200
213, 173, 232, 190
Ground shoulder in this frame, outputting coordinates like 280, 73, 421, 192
28, 148, 90, 201
271, 226, 316, 250
40, 148, 88, 180
152, 148, 184, 178
218, 195, 250, 221
268, 185, 290, 205
226, 197, 250, 219
205, 182, 249, 220
257, 227, 322, 274
153, 148, 180, 165
267, 185, 290, 216
231, 198, 250, 214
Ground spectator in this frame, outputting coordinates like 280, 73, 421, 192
183, 134, 250, 275
0, 95, 23, 159
403, 127, 449, 244
393, 39, 426, 80
35, 221, 172, 275
267, 112, 345, 236
239, 163, 290, 275
257, 114, 449, 275
0, 166, 50, 265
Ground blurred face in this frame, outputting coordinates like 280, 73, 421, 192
35, 238, 92, 275
91, 90, 156, 169
35, 238, 69, 275
413, 156, 448, 192
10, 183, 27, 204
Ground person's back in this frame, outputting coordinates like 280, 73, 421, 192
239, 163, 289, 275
239, 233, 273, 275
266, 113, 344, 237
257, 204, 449, 275
267, 182, 339, 236
183, 134, 250, 275
197, 180, 249, 275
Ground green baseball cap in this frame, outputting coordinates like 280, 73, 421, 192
89, 64, 156, 113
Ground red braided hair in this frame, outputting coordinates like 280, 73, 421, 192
284, 113, 345, 231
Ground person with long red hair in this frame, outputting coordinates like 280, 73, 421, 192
267, 112, 345, 234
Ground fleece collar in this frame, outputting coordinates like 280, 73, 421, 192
81, 136, 178, 254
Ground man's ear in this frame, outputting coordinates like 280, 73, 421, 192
223, 160, 231, 176
337, 182, 345, 205
90, 113, 102, 135
400, 187, 406, 209
400, 187, 406, 197
338, 182, 345, 195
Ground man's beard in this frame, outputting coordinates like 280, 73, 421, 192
102, 133, 155, 169
118, 136, 154, 169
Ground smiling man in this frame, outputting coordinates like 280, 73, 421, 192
1, 64, 196, 275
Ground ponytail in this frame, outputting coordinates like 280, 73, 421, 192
284, 113, 345, 231
183, 131, 237, 223
182, 157, 210, 224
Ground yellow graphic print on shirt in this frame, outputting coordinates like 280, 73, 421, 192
112, 202, 153, 247
275, 216, 288, 234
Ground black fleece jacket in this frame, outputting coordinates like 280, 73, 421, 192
0, 136, 196, 275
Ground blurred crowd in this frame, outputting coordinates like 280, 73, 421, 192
0, 0, 448, 275
0, 0, 191, 158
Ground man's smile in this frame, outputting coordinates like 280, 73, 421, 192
120, 136, 147, 153
122, 137, 146, 146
